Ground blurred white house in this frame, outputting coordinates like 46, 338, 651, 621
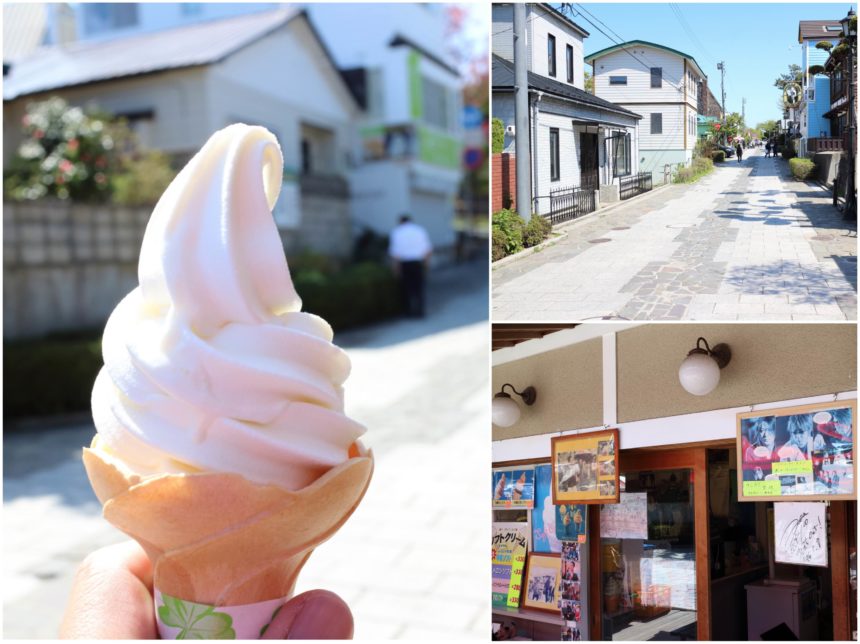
3, 2, 465, 257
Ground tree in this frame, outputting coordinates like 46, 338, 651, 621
773, 64, 802, 90
755, 120, 779, 138
584, 69, 594, 93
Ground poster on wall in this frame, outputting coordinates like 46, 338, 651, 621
493, 466, 536, 509
560, 541, 582, 641
737, 401, 856, 501
522, 552, 561, 613
600, 492, 648, 539
552, 429, 620, 504
492, 523, 529, 608
533, 464, 562, 553
774, 502, 828, 567
556, 504, 587, 543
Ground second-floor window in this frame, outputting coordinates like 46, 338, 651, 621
550, 128, 560, 181
566, 44, 574, 83
651, 113, 662, 135
548, 34, 557, 77
83, 3, 139, 34
651, 67, 662, 88
609, 76, 627, 85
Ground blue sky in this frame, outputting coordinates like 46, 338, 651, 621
558, 3, 852, 127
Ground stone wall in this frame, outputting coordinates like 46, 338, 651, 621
4, 192, 354, 339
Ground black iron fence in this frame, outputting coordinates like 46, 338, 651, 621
619, 171, 653, 201
548, 183, 596, 225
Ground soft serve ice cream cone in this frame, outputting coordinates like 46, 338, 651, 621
83, 124, 372, 639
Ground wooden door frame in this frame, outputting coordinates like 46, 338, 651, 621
588, 447, 711, 641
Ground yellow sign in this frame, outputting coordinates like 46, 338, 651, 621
743, 480, 782, 497
772, 460, 813, 475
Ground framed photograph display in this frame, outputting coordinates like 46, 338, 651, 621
492, 466, 535, 509
737, 400, 856, 501
552, 429, 620, 504
522, 552, 561, 613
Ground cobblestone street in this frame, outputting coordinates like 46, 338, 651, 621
493, 148, 857, 320
3, 260, 489, 640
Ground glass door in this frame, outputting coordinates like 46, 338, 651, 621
600, 467, 697, 640
590, 447, 710, 641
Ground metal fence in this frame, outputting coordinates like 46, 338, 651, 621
619, 172, 653, 201
547, 183, 596, 225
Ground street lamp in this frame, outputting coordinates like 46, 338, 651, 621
840, 8, 856, 219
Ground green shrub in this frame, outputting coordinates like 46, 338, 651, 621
492, 208, 525, 258
492, 117, 505, 154
492, 227, 507, 261
3, 97, 132, 202
789, 157, 816, 180
523, 215, 552, 248
111, 151, 177, 206
674, 157, 713, 184
712, 150, 726, 163
293, 261, 400, 330
4, 333, 104, 419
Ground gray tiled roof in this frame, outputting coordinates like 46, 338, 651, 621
492, 54, 641, 120
3, 7, 301, 100
798, 20, 843, 42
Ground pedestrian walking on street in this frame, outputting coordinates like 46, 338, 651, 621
389, 214, 433, 318
735, 141, 743, 163
765, 140, 771, 157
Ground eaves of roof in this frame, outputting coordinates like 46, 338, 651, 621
585, 39, 706, 80
492, 54, 641, 120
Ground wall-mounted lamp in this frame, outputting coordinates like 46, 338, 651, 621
492, 383, 537, 427
678, 337, 732, 396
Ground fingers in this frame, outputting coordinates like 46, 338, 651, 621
261, 590, 354, 640
60, 541, 156, 639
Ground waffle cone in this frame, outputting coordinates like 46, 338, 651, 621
83, 443, 373, 606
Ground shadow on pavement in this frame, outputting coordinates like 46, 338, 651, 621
831, 255, 859, 290
338, 257, 488, 350
723, 260, 849, 303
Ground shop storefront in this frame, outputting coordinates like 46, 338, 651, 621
492, 323, 857, 641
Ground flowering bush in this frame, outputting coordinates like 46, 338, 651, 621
3, 97, 131, 202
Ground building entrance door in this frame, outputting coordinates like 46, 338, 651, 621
589, 448, 710, 640
580, 132, 598, 190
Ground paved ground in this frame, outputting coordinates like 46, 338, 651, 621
493, 148, 857, 321
3, 259, 489, 640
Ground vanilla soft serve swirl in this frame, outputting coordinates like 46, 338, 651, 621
91, 124, 366, 490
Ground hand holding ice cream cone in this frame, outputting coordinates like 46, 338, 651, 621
82, 124, 372, 639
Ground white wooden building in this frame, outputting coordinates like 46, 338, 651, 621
492, 4, 642, 215
586, 40, 706, 179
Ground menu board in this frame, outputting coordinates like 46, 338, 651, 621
600, 492, 648, 539
492, 523, 529, 608
493, 466, 536, 509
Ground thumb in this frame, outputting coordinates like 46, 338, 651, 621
262, 590, 354, 640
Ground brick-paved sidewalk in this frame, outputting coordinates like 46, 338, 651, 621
492, 148, 857, 321
3, 260, 489, 639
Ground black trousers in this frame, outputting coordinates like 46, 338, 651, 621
400, 260, 426, 317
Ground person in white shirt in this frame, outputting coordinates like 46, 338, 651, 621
388, 214, 432, 317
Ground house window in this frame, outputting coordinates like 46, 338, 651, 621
650, 67, 662, 88
609, 76, 627, 85
566, 44, 574, 83
181, 3, 203, 16
612, 134, 631, 178
83, 3, 139, 34
421, 76, 450, 129
548, 34, 557, 77
651, 113, 662, 134
549, 128, 560, 181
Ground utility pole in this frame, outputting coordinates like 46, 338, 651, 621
741, 97, 746, 141
513, 3, 532, 218
716, 61, 726, 120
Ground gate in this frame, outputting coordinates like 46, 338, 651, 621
620, 172, 653, 200
548, 183, 596, 225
